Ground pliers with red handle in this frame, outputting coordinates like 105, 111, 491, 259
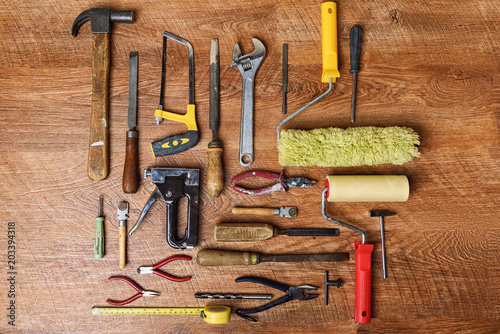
232, 170, 317, 195
137, 255, 192, 282
106, 276, 160, 306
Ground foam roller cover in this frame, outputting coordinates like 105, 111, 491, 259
279, 126, 419, 167
325, 175, 409, 202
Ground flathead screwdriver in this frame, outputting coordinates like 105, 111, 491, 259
350, 26, 362, 123
94, 195, 104, 259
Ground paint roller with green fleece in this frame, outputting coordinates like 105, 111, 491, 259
278, 126, 420, 167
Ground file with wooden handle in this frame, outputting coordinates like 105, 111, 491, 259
123, 52, 139, 193
196, 249, 349, 266
214, 223, 340, 242
207, 38, 224, 198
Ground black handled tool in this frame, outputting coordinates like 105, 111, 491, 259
234, 276, 318, 322
350, 26, 362, 123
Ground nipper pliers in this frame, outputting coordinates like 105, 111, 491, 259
234, 276, 319, 322
232, 171, 316, 195
137, 255, 192, 282
106, 276, 160, 306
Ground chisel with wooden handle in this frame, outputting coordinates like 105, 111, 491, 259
196, 249, 349, 266
207, 38, 224, 198
214, 223, 340, 242
122, 52, 139, 193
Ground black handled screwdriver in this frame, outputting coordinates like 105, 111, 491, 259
350, 26, 362, 123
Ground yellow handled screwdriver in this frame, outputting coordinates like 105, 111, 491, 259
94, 195, 104, 259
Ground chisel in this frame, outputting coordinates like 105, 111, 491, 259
213, 223, 340, 242
207, 38, 224, 198
196, 249, 349, 266
122, 52, 139, 193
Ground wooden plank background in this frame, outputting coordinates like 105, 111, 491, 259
0, 0, 499, 332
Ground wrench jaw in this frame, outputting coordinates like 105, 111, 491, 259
231, 38, 266, 75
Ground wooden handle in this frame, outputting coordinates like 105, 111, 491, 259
88, 33, 110, 181
196, 250, 257, 266
119, 226, 127, 268
123, 132, 139, 193
214, 223, 274, 242
207, 145, 223, 198
232, 207, 276, 216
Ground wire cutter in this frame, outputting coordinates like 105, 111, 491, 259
234, 276, 319, 322
137, 255, 192, 282
106, 276, 160, 306
231, 171, 316, 195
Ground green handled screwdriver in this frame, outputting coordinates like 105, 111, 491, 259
94, 195, 104, 259
350, 25, 362, 123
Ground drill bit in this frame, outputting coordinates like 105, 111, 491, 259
350, 26, 362, 123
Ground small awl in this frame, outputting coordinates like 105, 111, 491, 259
207, 38, 224, 198
122, 51, 140, 193
196, 249, 349, 266
94, 195, 104, 259
213, 223, 340, 242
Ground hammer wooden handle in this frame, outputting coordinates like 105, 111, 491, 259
122, 132, 139, 193
232, 207, 275, 216
88, 33, 110, 181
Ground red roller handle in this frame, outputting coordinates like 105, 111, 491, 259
354, 241, 374, 324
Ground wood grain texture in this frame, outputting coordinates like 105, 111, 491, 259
0, 0, 499, 332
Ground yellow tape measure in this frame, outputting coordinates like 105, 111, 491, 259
91, 305, 231, 324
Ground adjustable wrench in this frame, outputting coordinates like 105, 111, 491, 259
231, 38, 266, 166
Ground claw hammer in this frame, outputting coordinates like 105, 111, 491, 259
71, 8, 134, 181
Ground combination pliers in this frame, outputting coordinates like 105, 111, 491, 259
234, 276, 319, 322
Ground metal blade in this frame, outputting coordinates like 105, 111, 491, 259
260, 253, 349, 263
128, 52, 138, 130
277, 228, 340, 237
209, 38, 220, 141
283, 177, 316, 188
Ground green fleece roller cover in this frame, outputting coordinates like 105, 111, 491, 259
278, 126, 420, 167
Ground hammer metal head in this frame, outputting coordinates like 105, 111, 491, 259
370, 210, 396, 217
71, 8, 133, 37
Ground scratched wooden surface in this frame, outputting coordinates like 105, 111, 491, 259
0, 0, 499, 333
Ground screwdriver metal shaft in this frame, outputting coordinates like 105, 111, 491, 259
350, 26, 362, 123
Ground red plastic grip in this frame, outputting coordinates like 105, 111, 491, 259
354, 241, 374, 324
